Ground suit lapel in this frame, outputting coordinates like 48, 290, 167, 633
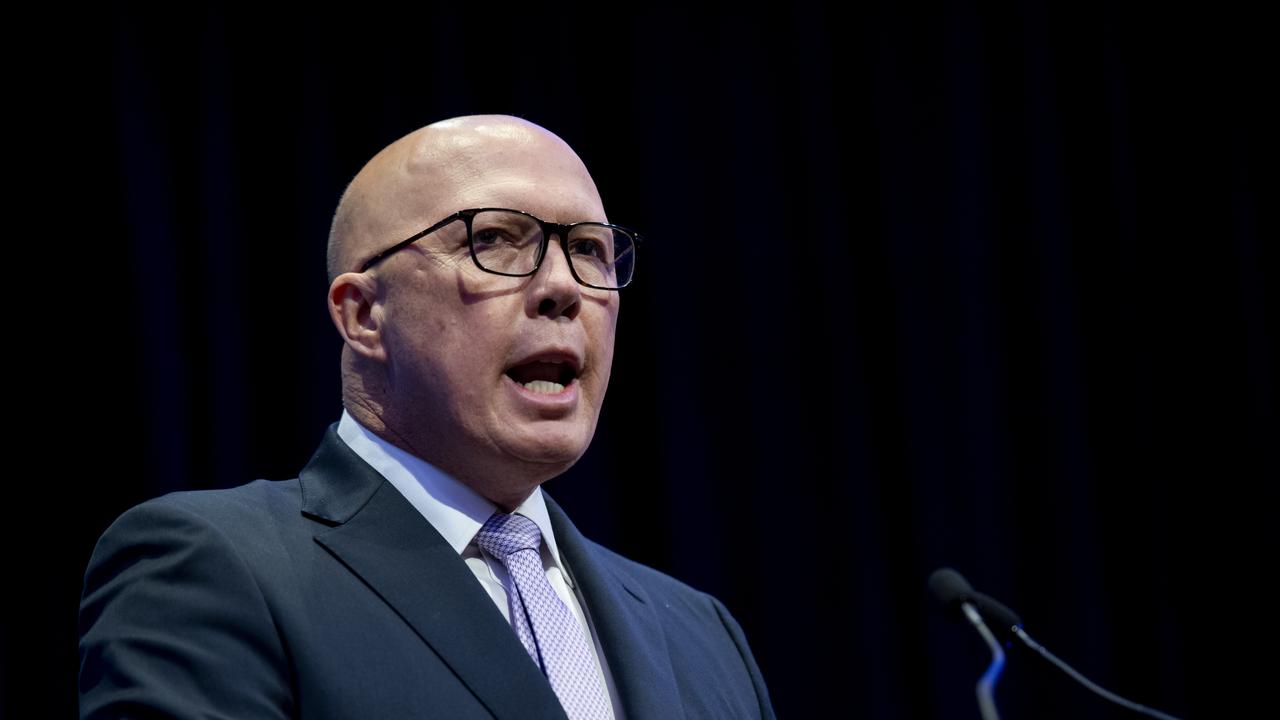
545, 496, 686, 720
299, 427, 567, 720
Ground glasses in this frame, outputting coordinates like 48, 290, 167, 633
359, 208, 641, 290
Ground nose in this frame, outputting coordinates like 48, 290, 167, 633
526, 234, 581, 320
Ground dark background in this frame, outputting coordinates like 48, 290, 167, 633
10, 1, 1273, 718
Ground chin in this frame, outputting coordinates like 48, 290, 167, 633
503, 429, 592, 477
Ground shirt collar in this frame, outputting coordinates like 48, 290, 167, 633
335, 409, 566, 568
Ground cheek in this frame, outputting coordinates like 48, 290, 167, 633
434, 310, 513, 385
598, 303, 620, 358
383, 301, 471, 389
586, 306, 620, 392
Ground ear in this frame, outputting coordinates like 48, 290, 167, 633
328, 272, 387, 362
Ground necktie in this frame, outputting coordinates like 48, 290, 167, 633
475, 512, 615, 720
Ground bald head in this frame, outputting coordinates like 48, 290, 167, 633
326, 115, 601, 283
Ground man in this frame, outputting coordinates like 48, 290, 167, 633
79, 115, 775, 719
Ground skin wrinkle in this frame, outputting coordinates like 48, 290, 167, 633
326, 115, 619, 511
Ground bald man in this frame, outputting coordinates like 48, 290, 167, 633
79, 116, 775, 720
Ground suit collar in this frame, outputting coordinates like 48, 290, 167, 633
299, 426, 567, 720
545, 495, 687, 720
298, 425, 382, 525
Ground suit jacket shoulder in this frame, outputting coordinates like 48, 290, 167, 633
79, 482, 303, 719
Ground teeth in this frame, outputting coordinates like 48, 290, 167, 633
523, 380, 565, 394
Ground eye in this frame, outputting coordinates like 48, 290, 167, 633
474, 227, 517, 246
569, 238, 600, 258
568, 234, 613, 263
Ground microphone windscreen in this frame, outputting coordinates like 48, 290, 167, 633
928, 567, 976, 619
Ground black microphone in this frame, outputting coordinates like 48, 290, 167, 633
928, 568, 1022, 633
929, 567, 1183, 720
928, 568, 1007, 720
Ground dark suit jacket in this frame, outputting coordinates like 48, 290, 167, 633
79, 426, 774, 719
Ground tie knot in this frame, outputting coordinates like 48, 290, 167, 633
475, 512, 543, 560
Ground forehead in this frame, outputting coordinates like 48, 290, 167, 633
406, 128, 607, 226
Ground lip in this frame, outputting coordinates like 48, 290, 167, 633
504, 347, 584, 377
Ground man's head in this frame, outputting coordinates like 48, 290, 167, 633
326, 115, 621, 510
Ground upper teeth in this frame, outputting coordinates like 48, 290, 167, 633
524, 380, 565, 394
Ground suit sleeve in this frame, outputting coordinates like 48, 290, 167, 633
711, 596, 777, 720
78, 499, 294, 719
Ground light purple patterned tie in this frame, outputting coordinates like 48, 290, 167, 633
475, 513, 615, 720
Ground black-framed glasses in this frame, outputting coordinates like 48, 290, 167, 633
359, 208, 641, 290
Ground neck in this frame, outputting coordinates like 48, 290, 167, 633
341, 399, 544, 512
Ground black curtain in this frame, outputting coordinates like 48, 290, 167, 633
16, 2, 1273, 718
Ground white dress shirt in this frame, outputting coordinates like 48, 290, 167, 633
336, 410, 623, 717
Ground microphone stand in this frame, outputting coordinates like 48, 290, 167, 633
960, 602, 1006, 720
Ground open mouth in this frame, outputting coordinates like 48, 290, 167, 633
505, 359, 579, 395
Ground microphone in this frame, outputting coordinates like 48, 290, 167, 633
928, 568, 1007, 720
928, 567, 1183, 720
929, 568, 1023, 634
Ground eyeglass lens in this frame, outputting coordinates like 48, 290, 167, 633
470, 210, 635, 289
